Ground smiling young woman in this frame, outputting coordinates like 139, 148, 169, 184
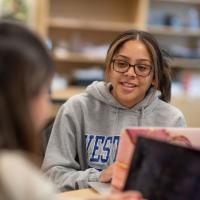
42, 29, 186, 192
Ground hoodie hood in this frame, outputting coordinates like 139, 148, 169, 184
86, 81, 161, 114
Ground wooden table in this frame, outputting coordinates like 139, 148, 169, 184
50, 87, 85, 117
51, 87, 85, 103
58, 188, 99, 199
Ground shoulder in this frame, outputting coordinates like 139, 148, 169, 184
54, 92, 91, 121
0, 151, 34, 177
155, 99, 186, 126
0, 151, 58, 200
157, 99, 183, 116
66, 92, 90, 105
61, 91, 97, 112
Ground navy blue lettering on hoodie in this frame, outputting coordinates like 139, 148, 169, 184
85, 134, 120, 169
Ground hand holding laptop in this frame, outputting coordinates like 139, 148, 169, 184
99, 163, 115, 183
110, 127, 200, 200
112, 128, 171, 190
112, 127, 200, 191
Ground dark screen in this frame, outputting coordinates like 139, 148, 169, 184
124, 137, 200, 200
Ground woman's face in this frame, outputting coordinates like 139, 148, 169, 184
110, 40, 155, 108
30, 85, 52, 132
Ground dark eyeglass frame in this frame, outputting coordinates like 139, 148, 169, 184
112, 59, 153, 77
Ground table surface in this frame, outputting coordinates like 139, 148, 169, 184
58, 188, 99, 199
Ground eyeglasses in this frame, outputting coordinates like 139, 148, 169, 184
112, 59, 152, 77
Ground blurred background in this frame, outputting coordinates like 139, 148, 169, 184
1, 0, 200, 127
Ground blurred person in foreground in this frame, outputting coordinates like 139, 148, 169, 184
0, 20, 143, 200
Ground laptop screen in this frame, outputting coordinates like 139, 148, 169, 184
124, 137, 200, 200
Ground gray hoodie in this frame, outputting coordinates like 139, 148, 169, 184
42, 81, 186, 191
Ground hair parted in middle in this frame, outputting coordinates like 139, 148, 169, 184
105, 29, 171, 102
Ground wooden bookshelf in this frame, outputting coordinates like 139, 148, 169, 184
148, 25, 200, 37
36, 0, 200, 126
171, 58, 200, 69
53, 53, 105, 65
51, 86, 85, 103
48, 17, 139, 33
151, 0, 200, 5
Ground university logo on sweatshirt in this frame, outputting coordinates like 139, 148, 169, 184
85, 134, 120, 170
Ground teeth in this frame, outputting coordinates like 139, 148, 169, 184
122, 82, 135, 87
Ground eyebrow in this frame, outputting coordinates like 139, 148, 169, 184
115, 55, 152, 63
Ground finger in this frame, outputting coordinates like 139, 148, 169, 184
99, 175, 112, 183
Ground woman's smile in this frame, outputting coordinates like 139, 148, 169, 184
120, 80, 138, 93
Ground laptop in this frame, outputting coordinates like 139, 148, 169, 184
112, 127, 200, 190
89, 127, 200, 195
124, 136, 200, 200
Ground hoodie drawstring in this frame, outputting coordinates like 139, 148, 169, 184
138, 107, 144, 126
109, 108, 119, 165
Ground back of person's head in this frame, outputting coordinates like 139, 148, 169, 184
105, 29, 171, 102
0, 20, 54, 157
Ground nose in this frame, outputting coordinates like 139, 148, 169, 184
125, 66, 136, 77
